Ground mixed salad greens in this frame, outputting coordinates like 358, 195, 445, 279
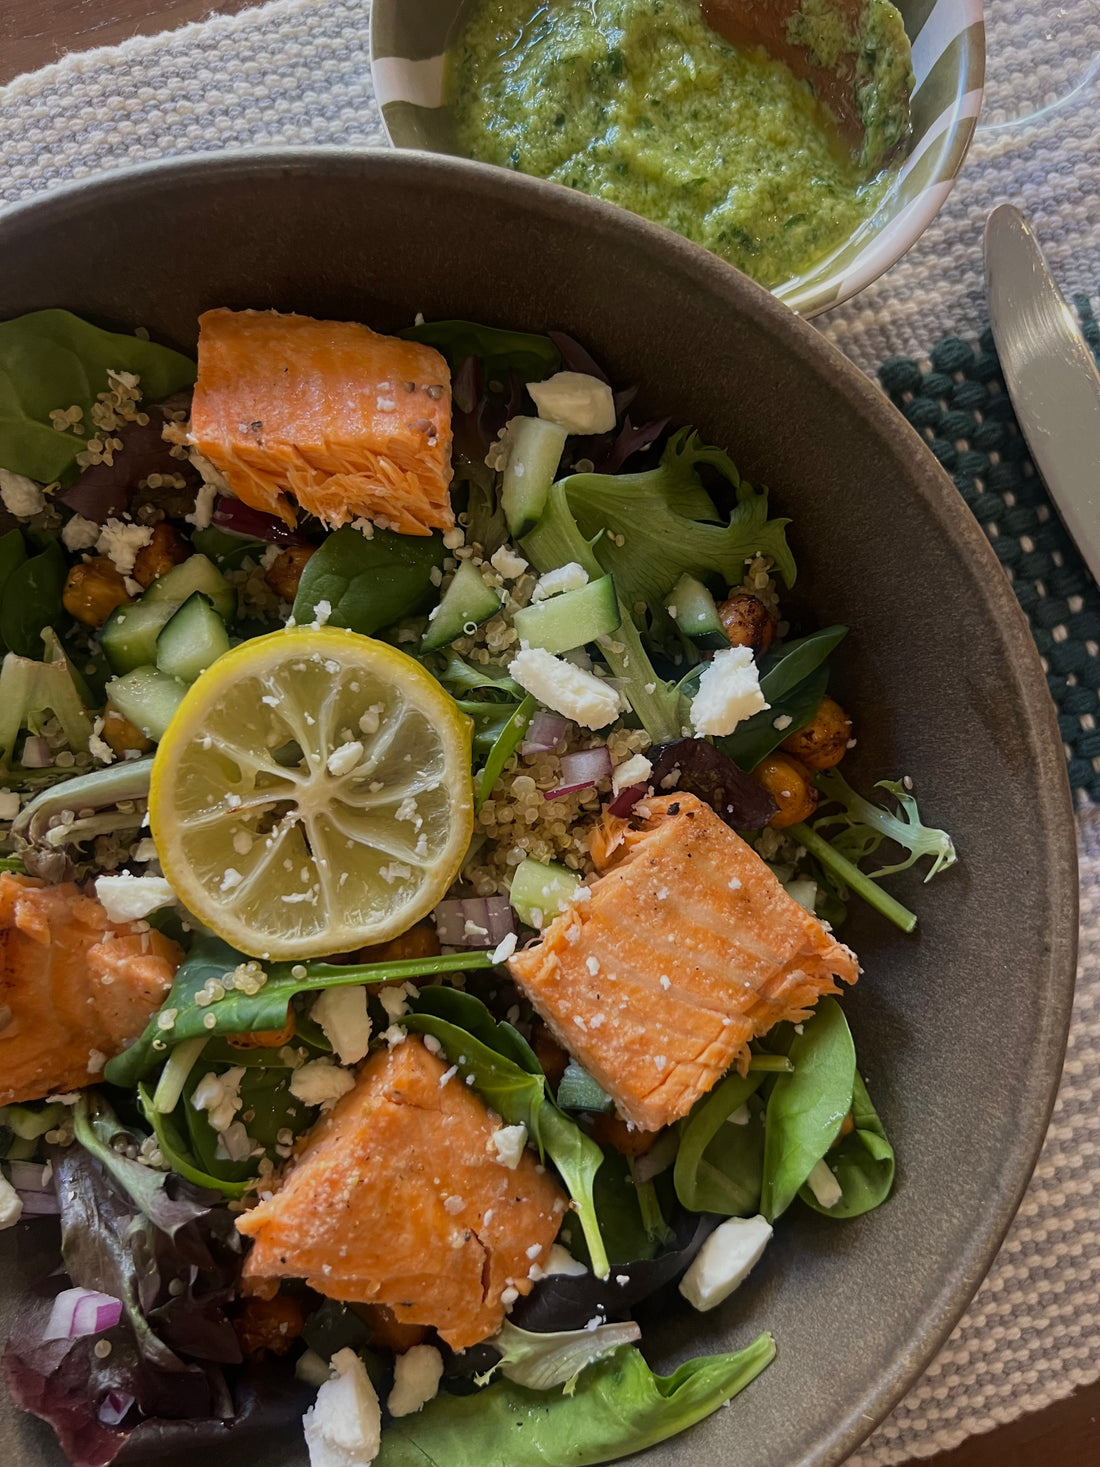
0, 308, 957, 1467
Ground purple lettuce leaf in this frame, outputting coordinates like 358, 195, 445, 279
57, 414, 198, 524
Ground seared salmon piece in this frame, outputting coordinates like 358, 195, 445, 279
0, 873, 182, 1105
508, 793, 858, 1133
236, 1037, 566, 1350
189, 309, 454, 535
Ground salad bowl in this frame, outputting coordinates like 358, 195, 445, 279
0, 149, 1076, 1467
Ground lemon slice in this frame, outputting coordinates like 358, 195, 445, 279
150, 628, 474, 960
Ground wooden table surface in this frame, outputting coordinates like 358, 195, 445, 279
2, 2, 1099, 1464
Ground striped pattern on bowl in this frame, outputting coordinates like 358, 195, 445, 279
369, 0, 985, 318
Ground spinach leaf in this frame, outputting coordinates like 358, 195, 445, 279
760, 997, 856, 1221
478, 693, 536, 808
411, 984, 542, 1074
399, 319, 560, 383
799, 1070, 895, 1218
566, 1150, 657, 1268
291, 524, 444, 634
104, 938, 494, 1085
0, 540, 67, 659
137, 1083, 253, 1200
402, 1009, 610, 1278
191, 525, 270, 570
717, 626, 847, 771
0, 309, 196, 485
434, 649, 522, 699
374, 1335, 775, 1467
674, 1069, 766, 1216
456, 696, 525, 763
0, 529, 27, 656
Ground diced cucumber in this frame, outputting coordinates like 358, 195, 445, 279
101, 600, 180, 674
502, 416, 568, 539
143, 554, 236, 621
667, 572, 728, 649
512, 574, 620, 655
421, 559, 502, 651
509, 856, 580, 930
0, 1102, 65, 1140
105, 665, 188, 742
156, 592, 231, 683
556, 1059, 615, 1113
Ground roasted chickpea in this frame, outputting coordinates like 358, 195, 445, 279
587, 1112, 656, 1159
62, 558, 131, 627
101, 704, 153, 758
133, 522, 188, 588
265, 545, 315, 602
716, 592, 776, 654
233, 1293, 306, 1358
227, 1009, 296, 1050
752, 752, 818, 828
356, 920, 441, 965
357, 1304, 429, 1353
780, 696, 852, 771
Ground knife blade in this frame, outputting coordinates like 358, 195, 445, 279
984, 203, 1100, 586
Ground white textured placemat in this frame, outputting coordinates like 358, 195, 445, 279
1, 2, 1098, 1461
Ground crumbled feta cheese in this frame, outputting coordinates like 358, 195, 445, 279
490, 932, 518, 964
804, 1158, 843, 1209
290, 1059, 356, 1107
387, 1344, 444, 1419
527, 372, 616, 435
191, 1067, 246, 1133
185, 481, 218, 530
442, 527, 465, 550
96, 518, 153, 576
0, 468, 46, 519
312, 986, 372, 1065
327, 740, 364, 777
94, 873, 176, 923
189, 448, 230, 493
491, 1123, 528, 1170
303, 1346, 381, 1467
508, 647, 621, 730
0, 1173, 23, 1229
689, 646, 768, 737
489, 545, 528, 580
60, 513, 100, 552
216, 1119, 254, 1162
528, 1243, 588, 1281
678, 1214, 772, 1311
611, 753, 653, 795
312, 599, 333, 628
0, 790, 20, 822
531, 562, 590, 601
772, 713, 793, 731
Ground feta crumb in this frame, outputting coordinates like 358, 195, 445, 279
0, 468, 46, 519
508, 647, 621, 730
491, 1123, 528, 1170
290, 1059, 356, 1107
689, 646, 768, 737
96, 518, 153, 576
442, 527, 465, 550
678, 1215, 773, 1311
728, 876, 742, 891
489, 545, 528, 579
94, 873, 176, 923
611, 753, 652, 795
0, 1173, 23, 1229
327, 740, 364, 777
531, 562, 589, 601
490, 931, 518, 964
185, 481, 218, 530
60, 513, 100, 552
312, 598, 333, 628
378, 984, 415, 1021
191, 1067, 246, 1133
312, 986, 372, 1065
86, 1049, 107, 1075
387, 1344, 444, 1419
359, 704, 384, 735
527, 372, 616, 435
804, 1158, 843, 1208
303, 1346, 381, 1467
772, 713, 793, 731
0, 790, 20, 822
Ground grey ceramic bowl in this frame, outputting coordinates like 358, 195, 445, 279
370, 0, 986, 315
0, 150, 1076, 1467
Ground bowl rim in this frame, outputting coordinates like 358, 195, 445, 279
367, 0, 987, 318
0, 146, 1077, 1467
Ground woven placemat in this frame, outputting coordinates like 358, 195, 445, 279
0, 2, 1098, 1462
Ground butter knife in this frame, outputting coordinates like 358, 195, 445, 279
984, 203, 1100, 585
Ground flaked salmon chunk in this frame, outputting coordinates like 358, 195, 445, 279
189, 309, 454, 535
0, 873, 182, 1105
508, 792, 859, 1133
236, 1037, 566, 1350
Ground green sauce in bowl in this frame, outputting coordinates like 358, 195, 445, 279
448, 0, 911, 289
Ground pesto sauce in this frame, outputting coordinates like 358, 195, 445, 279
449, 0, 901, 289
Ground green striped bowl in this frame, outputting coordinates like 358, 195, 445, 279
369, 0, 985, 317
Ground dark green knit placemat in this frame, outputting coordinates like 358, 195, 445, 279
878, 296, 1100, 805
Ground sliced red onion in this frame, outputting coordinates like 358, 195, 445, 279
21, 737, 53, 769
433, 897, 515, 948
546, 746, 611, 799
42, 1287, 123, 1341
608, 783, 647, 818
519, 711, 571, 755
212, 497, 312, 547
98, 1392, 136, 1427
17, 1191, 60, 1217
